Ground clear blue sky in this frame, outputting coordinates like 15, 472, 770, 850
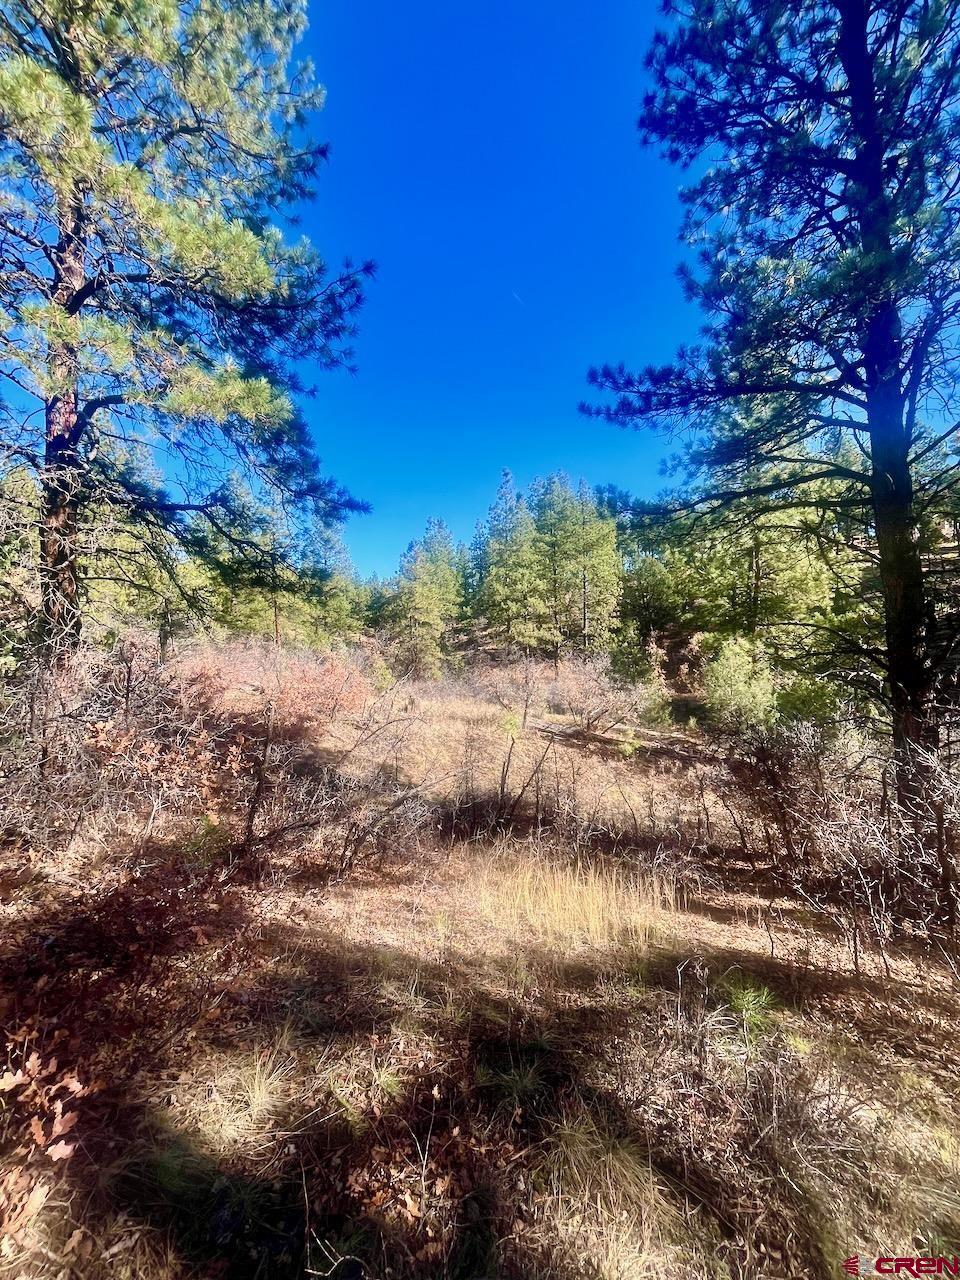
298, 0, 696, 578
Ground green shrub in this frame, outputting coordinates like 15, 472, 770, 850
776, 674, 840, 728
703, 638, 777, 731
718, 971, 780, 1042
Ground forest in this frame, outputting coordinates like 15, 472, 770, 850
1, 0, 959, 1278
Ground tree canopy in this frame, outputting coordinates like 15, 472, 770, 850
0, 0, 372, 649
585, 0, 960, 788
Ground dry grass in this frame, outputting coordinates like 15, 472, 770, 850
3, 643, 960, 1279
473, 847, 675, 953
537, 1109, 695, 1280
183, 1029, 297, 1153
320, 673, 716, 855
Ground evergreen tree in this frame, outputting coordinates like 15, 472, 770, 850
572, 479, 621, 653
479, 471, 549, 650
384, 519, 463, 677
586, 0, 960, 797
464, 522, 490, 621
0, 0, 372, 651
0, 467, 38, 666
606, 480, 867, 691
201, 519, 367, 649
530, 475, 620, 662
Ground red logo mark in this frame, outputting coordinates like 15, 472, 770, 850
844, 1260, 960, 1277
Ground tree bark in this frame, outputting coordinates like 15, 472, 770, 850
40, 199, 86, 654
869, 387, 938, 806
839, 0, 938, 807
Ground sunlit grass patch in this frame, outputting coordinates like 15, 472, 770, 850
474, 848, 674, 954
180, 1027, 297, 1153
316, 1040, 413, 1132
857, 1076, 960, 1255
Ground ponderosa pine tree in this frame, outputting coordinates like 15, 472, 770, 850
571, 479, 621, 652
530, 476, 620, 664
0, 0, 371, 651
479, 471, 549, 650
384, 519, 463, 678
585, 0, 960, 801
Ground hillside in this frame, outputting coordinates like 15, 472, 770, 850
1, 642, 957, 1280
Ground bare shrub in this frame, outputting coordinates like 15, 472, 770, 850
0, 635, 233, 862
473, 657, 555, 728
719, 722, 960, 961
0, 636, 392, 889
550, 655, 669, 733
173, 639, 371, 737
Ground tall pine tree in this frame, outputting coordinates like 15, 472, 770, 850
586, 0, 960, 799
530, 475, 620, 663
479, 471, 548, 651
384, 519, 463, 677
0, 0, 371, 651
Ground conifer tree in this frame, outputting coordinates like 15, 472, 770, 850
479, 471, 548, 650
571, 479, 621, 653
586, 0, 960, 796
384, 519, 463, 677
530, 476, 620, 663
0, 0, 371, 650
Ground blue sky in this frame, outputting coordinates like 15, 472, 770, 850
298, 0, 697, 578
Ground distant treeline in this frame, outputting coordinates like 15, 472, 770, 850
2, 462, 918, 737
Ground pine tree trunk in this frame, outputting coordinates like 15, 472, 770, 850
41, 389, 82, 652
40, 200, 85, 654
839, 0, 938, 807
869, 391, 937, 807
581, 566, 588, 650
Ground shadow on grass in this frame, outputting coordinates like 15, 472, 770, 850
5, 833, 946, 1279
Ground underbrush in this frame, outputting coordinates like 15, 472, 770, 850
714, 721, 960, 968
0, 638, 958, 1278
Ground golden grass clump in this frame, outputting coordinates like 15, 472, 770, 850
474, 848, 675, 952
536, 1108, 694, 1280
182, 1032, 296, 1153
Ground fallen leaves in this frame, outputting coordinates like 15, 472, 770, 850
62, 1227, 92, 1261
51, 1104, 79, 1141
0, 1170, 50, 1257
0, 1037, 89, 1167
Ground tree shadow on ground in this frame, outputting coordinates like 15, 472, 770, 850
4, 830, 953, 1279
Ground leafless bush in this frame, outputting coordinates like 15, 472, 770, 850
550, 655, 669, 733
173, 638, 371, 738
0, 635, 235, 862
720, 723, 960, 962
0, 636, 414, 889
473, 657, 555, 728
